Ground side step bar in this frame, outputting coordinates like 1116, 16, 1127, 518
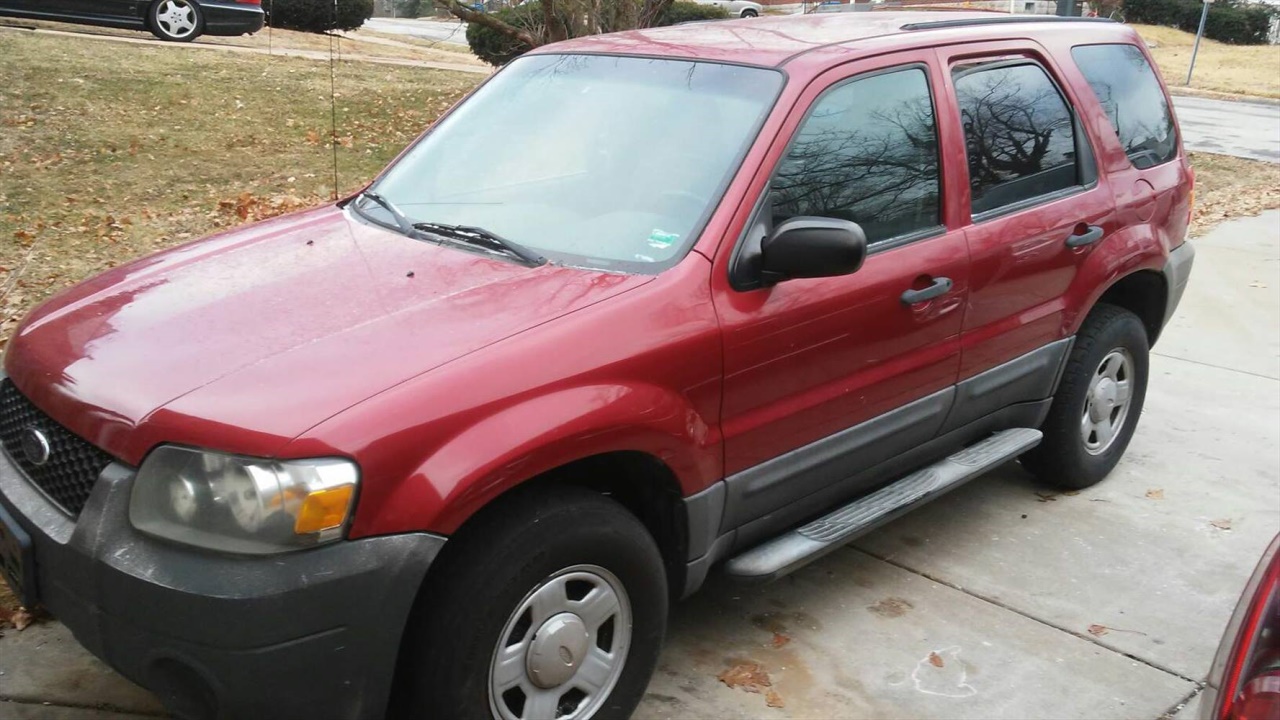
724, 428, 1043, 582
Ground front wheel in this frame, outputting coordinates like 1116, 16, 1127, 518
149, 0, 203, 42
391, 486, 668, 720
1021, 303, 1150, 489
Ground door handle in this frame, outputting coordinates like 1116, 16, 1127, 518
1066, 224, 1105, 248
901, 277, 953, 305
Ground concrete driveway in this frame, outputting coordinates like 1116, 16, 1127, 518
2, 211, 1279, 718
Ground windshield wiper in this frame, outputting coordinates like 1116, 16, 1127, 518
414, 222, 546, 267
353, 190, 418, 238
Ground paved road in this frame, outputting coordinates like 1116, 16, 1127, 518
2, 210, 1278, 718
365, 17, 470, 46
1173, 95, 1280, 163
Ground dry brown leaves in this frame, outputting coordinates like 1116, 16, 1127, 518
718, 662, 773, 693
770, 632, 791, 649
1087, 624, 1109, 637
928, 651, 945, 667
1145, 488, 1164, 500
217, 192, 317, 224
1211, 518, 1233, 531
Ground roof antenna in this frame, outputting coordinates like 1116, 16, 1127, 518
328, 0, 339, 201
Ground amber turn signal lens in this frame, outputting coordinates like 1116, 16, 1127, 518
294, 485, 355, 534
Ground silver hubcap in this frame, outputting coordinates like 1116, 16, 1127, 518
489, 565, 631, 720
1081, 348, 1134, 455
156, 0, 196, 37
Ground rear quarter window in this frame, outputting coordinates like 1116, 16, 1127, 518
1071, 44, 1178, 169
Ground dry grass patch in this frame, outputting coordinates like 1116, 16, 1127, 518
1189, 151, 1280, 233
1131, 23, 1280, 99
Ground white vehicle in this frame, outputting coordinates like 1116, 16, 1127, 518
694, 0, 762, 17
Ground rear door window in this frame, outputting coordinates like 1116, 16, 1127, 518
771, 66, 941, 247
953, 62, 1084, 216
1072, 43, 1178, 169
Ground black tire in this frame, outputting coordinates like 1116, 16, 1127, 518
741, 8, 759, 16
391, 485, 668, 720
1021, 303, 1150, 489
148, 0, 204, 42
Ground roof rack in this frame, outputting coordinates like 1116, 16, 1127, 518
900, 16, 1117, 31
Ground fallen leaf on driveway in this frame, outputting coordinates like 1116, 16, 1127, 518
1145, 488, 1164, 500
718, 662, 772, 694
11, 607, 34, 631
928, 651, 945, 667
770, 632, 791, 648
1087, 624, 1109, 637
765, 689, 785, 708
1034, 492, 1058, 502
1211, 518, 1233, 530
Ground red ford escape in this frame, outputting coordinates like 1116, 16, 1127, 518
0, 12, 1194, 720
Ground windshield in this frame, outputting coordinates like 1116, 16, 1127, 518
368, 54, 783, 272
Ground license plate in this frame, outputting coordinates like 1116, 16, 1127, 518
0, 502, 36, 608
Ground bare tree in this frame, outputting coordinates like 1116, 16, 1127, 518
444, 0, 678, 51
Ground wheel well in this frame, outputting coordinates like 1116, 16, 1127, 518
438, 452, 690, 600
1097, 270, 1167, 346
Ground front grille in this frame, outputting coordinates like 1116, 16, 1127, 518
0, 379, 114, 516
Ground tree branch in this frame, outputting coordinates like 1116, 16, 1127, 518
442, 0, 539, 46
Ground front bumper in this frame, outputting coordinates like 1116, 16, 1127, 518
0, 449, 444, 720
199, 1, 265, 35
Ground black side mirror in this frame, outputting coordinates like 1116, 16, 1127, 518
760, 216, 867, 285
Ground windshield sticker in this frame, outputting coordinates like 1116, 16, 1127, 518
648, 229, 680, 250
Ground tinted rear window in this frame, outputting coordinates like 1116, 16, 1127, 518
953, 62, 1081, 215
1072, 44, 1178, 168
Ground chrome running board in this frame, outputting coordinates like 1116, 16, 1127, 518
724, 428, 1043, 582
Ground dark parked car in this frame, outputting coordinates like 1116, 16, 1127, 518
0, 11, 1194, 720
0, 0, 263, 41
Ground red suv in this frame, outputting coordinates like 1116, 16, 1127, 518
0, 12, 1194, 720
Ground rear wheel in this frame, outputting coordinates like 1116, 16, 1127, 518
741, 8, 759, 16
149, 0, 203, 42
1021, 303, 1149, 489
391, 486, 668, 720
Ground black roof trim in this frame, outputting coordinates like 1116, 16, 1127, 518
900, 16, 1118, 31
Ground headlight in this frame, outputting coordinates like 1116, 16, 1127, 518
129, 445, 359, 554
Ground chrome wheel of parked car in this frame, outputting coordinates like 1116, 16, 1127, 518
489, 565, 632, 720
150, 0, 202, 42
1021, 303, 1150, 490
1081, 348, 1134, 455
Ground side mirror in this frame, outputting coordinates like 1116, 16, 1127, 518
760, 216, 867, 284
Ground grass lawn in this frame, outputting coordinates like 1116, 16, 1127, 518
1131, 23, 1280, 99
0, 30, 481, 351
1, 28, 1279, 619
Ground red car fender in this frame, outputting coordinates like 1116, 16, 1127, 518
341, 382, 720, 538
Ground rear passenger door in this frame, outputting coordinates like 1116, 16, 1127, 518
937, 44, 1117, 432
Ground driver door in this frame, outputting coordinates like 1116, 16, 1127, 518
711, 52, 970, 534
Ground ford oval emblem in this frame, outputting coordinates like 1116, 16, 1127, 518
21, 427, 51, 467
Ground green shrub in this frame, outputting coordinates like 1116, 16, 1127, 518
658, 1, 729, 24
266, 0, 374, 32
465, 2, 541, 66
466, 1, 730, 66
1122, 0, 1276, 44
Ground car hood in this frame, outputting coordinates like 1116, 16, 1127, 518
5, 204, 651, 465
